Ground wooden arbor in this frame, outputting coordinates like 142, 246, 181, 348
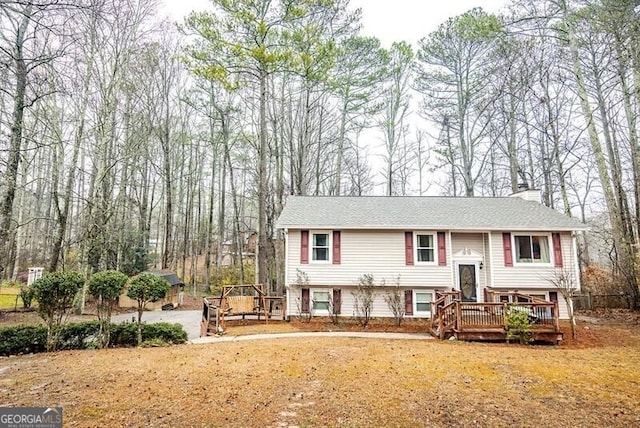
200, 284, 285, 336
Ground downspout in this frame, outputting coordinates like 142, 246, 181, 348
481, 231, 489, 301
488, 232, 495, 290
284, 228, 290, 320
448, 231, 454, 291
572, 232, 581, 293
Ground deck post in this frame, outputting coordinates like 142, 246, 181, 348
502, 303, 508, 330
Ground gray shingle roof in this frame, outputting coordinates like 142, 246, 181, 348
275, 196, 587, 231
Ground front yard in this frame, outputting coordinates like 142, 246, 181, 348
0, 316, 638, 427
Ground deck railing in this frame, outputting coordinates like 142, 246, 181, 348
201, 294, 286, 336
431, 296, 561, 340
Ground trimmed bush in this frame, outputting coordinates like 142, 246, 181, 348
110, 322, 187, 347
0, 321, 187, 356
142, 322, 188, 344
57, 321, 101, 350
110, 322, 138, 347
0, 325, 47, 356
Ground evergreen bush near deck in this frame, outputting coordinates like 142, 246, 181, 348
505, 305, 534, 344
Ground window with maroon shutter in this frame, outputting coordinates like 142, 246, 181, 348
405, 232, 414, 265
552, 233, 563, 267
301, 288, 310, 312
405, 290, 413, 315
332, 231, 341, 264
437, 232, 446, 266
332, 289, 341, 314
300, 230, 309, 264
502, 232, 513, 267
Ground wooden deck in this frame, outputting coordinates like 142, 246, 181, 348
430, 291, 563, 343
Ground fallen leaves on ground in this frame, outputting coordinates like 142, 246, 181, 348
0, 314, 639, 427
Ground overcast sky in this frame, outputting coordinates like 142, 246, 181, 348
162, 0, 510, 47
160, 0, 511, 193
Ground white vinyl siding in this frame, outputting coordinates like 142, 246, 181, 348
285, 229, 578, 320
450, 233, 487, 300
287, 229, 450, 287
287, 286, 435, 319
490, 231, 576, 291
450, 233, 485, 254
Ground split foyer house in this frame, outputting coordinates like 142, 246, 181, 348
276, 192, 587, 321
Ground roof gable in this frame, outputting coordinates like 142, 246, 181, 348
275, 196, 586, 231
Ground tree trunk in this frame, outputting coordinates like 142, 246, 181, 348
50, 14, 97, 271
256, 69, 268, 286
0, 5, 31, 278
560, 0, 639, 308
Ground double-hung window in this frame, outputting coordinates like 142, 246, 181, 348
514, 234, 550, 264
312, 290, 330, 312
416, 233, 435, 263
312, 232, 330, 262
415, 292, 433, 315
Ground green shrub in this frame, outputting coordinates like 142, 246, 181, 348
57, 321, 101, 350
19, 286, 35, 309
0, 321, 187, 356
0, 325, 47, 356
505, 305, 534, 344
126, 273, 171, 345
110, 322, 187, 347
109, 323, 138, 347
142, 322, 187, 344
88, 270, 128, 348
32, 271, 85, 351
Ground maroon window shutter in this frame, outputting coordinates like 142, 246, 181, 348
333, 289, 341, 314
437, 232, 446, 266
300, 230, 309, 264
552, 233, 563, 267
502, 233, 513, 267
301, 288, 310, 312
405, 290, 413, 315
332, 231, 341, 264
405, 232, 414, 265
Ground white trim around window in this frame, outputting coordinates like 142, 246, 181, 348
414, 291, 433, 316
310, 230, 331, 263
512, 233, 552, 266
414, 231, 437, 265
311, 288, 331, 315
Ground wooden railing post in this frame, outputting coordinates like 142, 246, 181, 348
503, 303, 508, 330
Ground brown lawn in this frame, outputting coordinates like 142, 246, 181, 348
0, 311, 639, 428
